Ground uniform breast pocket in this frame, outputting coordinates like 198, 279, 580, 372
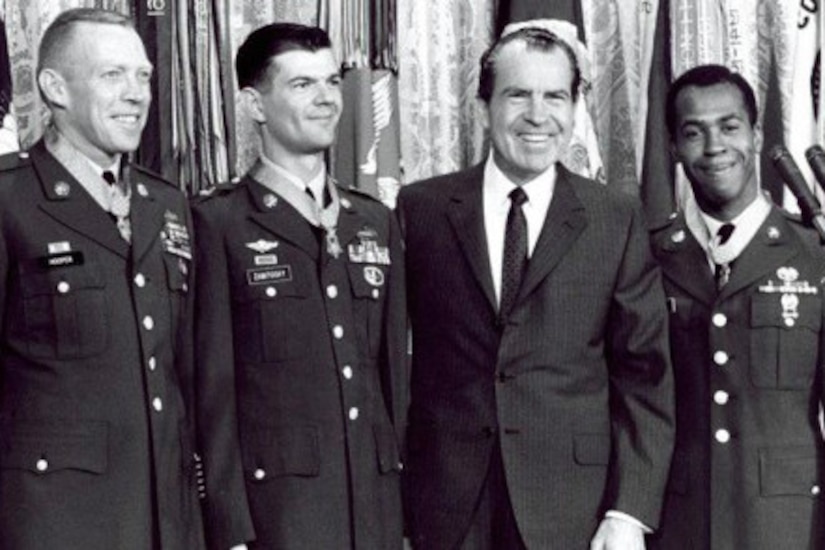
750, 293, 822, 389
347, 263, 385, 360
17, 263, 108, 359
232, 269, 313, 363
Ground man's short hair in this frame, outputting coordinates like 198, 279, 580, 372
477, 27, 581, 104
665, 64, 758, 136
235, 23, 332, 90
37, 8, 133, 76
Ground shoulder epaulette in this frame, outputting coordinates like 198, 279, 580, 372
192, 181, 237, 202
340, 184, 384, 204
131, 164, 176, 187
648, 211, 681, 233
0, 150, 32, 173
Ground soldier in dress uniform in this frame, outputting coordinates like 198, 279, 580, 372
0, 8, 204, 550
193, 23, 407, 550
649, 64, 825, 549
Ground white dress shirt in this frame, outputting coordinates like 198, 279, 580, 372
483, 153, 556, 307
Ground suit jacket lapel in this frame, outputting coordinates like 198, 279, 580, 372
653, 216, 717, 306
719, 208, 798, 300
516, 168, 587, 303
244, 176, 320, 261
446, 166, 497, 311
30, 142, 130, 259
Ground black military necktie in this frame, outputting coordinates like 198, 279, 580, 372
712, 223, 735, 290
500, 187, 529, 319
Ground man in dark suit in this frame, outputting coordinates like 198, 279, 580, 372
193, 23, 407, 550
0, 8, 204, 549
649, 64, 825, 549
397, 25, 674, 550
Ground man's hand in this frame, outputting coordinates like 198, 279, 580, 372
590, 517, 646, 550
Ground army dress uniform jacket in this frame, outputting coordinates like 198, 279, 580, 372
397, 164, 674, 549
649, 207, 825, 549
0, 142, 204, 549
192, 170, 407, 550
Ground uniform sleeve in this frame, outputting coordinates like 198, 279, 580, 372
380, 207, 409, 448
604, 200, 675, 530
192, 201, 256, 549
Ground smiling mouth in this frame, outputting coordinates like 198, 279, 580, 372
703, 163, 735, 174
112, 114, 142, 126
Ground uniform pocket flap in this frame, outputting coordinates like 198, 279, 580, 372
347, 264, 385, 299
242, 424, 321, 480
374, 423, 402, 474
20, 262, 106, 297
751, 293, 822, 331
0, 419, 108, 475
759, 445, 822, 497
573, 433, 611, 466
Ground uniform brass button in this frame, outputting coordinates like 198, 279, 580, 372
712, 313, 727, 327
371, 289, 380, 299
143, 316, 154, 331
812, 485, 821, 496
36, 458, 48, 472
326, 285, 338, 299
148, 356, 157, 371
152, 397, 163, 412
348, 407, 359, 420
134, 273, 146, 287
254, 468, 266, 480
785, 317, 795, 327
713, 390, 729, 405
713, 351, 729, 366
57, 281, 70, 294
715, 429, 731, 443
332, 325, 344, 339
265, 286, 277, 297
342, 365, 353, 380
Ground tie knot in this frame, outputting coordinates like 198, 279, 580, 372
102, 170, 117, 186
509, 187, 528, 207
717, 223, 735, 245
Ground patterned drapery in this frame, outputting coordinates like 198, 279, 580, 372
3, 0, 823, 223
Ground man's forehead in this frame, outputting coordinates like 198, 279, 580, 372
677, 84, 748, 121
270, 48, 338, 76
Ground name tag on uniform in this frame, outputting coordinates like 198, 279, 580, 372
247, 266, 292, 285
39, 251, 84, 269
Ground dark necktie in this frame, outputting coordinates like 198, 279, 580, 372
713, 223, 735, 290
500, 187, 529, 319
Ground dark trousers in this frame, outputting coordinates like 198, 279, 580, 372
457, 440, 527, 550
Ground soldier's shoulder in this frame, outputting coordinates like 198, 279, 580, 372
191, 181, 240, 205
0, 150, 32, 176
648, 210, 682, 234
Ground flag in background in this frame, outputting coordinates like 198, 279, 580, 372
326, 0, 403, 207
640, 0, 675, 224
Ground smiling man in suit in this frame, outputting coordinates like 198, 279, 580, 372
192, 23, 407, 550
397, 25, 674, 550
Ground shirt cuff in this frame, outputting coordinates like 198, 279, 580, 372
605, 510, 653, 534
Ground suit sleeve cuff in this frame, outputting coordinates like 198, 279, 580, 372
605, 510, 654, 534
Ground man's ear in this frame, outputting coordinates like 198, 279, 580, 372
753, 123, 763, 153
240, 87, 266, 124
37, 69, 69, 109
477, 97, 490, 132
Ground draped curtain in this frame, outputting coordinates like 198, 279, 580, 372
3, 0, 824, 222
